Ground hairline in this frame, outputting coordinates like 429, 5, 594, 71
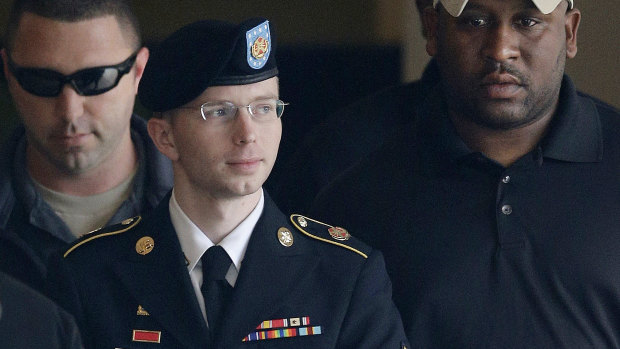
4, 1, 141, 53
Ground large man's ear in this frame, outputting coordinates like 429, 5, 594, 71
564, 8, 580, 59
423, 7, 440, 56
132, 46, 150, 94
147, 114, 179, 161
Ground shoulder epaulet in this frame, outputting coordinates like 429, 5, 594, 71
289, 214, 369, 258
63, 216, 142, 258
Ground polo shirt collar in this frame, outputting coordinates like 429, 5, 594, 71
540, 75, 602, 163
427, 75, 602, 165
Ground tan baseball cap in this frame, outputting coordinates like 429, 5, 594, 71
433, 0, 573, 17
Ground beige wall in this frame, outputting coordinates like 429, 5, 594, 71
0, 0, 617, 107
564, 0, 619, 107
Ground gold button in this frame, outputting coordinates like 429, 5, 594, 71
297, 216, 308, 227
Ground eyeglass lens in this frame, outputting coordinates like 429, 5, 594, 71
201, 99, 287, 120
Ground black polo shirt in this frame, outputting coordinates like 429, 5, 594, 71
310, 76, 620, 348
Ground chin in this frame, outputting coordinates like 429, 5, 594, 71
470, 104, 535, 130
229, 181, 263, 198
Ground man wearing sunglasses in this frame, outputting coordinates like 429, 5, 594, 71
47, 18, 409, 349
0, 0, 172, 294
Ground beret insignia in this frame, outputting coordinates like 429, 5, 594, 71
246, 20, 271, 69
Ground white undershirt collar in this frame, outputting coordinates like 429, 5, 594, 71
169, 188, 264, 321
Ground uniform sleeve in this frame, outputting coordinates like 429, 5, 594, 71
336, 250, 410, 348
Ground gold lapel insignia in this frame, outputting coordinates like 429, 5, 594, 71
136, 236, 154, 255
277, 227, 294, 247
137, 305, 150, 316
122, 217, 135, 225
328, 226, 350, 241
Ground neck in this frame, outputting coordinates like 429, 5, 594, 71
174, 184, 262, 245
450, 111, 555, 167
27, 133, 137, 196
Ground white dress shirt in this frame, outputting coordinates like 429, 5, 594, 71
170, 188, 264, 322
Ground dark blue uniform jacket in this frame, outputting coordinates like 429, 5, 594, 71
48, 192, 409, 349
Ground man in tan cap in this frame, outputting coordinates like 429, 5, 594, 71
310, 0, 620, 347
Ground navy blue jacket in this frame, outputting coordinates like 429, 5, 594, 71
0, 271, 82, 349
0, 115, 172, 294
48, 192, 409, 348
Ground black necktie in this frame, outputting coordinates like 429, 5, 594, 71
201, 246, 233, 340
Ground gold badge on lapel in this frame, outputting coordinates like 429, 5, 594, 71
136, 236, 154, 255
137, 305, 150, 316
328, 226, 350, 241
277, 227, 294, 247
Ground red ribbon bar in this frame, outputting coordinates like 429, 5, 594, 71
133, 330, 161, 343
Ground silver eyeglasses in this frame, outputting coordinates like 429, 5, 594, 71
180, 98, 288, 122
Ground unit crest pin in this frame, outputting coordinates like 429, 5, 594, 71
328, 226, 350, 241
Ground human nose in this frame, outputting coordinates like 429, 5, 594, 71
482, 24, 520, 63
55, 85, 85, 123
232, 108, 257, 144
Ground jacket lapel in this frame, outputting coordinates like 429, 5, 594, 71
113, 198, 210, 349
218, 195, 321, 346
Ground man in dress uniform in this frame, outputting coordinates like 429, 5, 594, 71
47, 18, 409, 349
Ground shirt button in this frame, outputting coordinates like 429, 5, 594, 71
502, 176, 511, 184
501, 205, 513, 215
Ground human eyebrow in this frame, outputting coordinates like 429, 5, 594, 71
253, 94, 279, 100
512, 9, 549, 27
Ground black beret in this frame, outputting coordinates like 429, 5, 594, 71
138, 17, 278, 112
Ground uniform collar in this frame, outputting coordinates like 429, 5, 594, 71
170, 188, 264, 284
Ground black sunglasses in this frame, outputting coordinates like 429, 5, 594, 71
7, 52, 138, 97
